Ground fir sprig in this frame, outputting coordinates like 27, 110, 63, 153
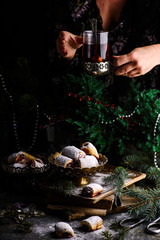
124, 187, 160, 221
110, 221, 129, 240
66, 73, 160, 160
123, 151, 153, 173
146, 166, 160, 187
101, 230, 112, 240
103, 167, 128, 198
123, 151, 160, 187
15, 221, 33, 233
49, 179, 75, 197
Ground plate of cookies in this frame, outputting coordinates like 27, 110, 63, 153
48, 142, 108, 177
2, 151, 50, 175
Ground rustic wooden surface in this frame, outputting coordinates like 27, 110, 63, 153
0, 170, 154, 240
40, 164, 145, 221
41, 164, 146, 204
46, 194, 139, 220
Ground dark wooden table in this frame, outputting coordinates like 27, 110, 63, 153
0, 166, 159, 240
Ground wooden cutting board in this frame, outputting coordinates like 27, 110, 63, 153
41, 164, 145, 221
41, 164, 146, 204
46, 194, 139, 221
46, 191, 115, 210
72, 167, 146, 204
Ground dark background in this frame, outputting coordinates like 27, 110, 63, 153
0, 1, 74, 157
0, 1, 68, 56
0, 1, 49, 56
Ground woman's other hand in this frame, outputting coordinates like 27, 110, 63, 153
114, 44, 160, 78
56, 31, 83, 60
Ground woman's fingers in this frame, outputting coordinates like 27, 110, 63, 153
114, 62, 136, 76
59, 31, 67, 40
56, 31, 82, 59
70, 36, 83, 49
127, 66, 151, 78
113, 45, 160, 77
114, 53, 133, 67
56, 38, 68, 56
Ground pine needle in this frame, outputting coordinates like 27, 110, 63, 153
124, 186, 160, 221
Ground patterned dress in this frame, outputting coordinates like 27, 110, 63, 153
49, 0, 160, 97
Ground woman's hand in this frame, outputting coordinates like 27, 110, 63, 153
56, 31, 83, 60
114, 44, 160, 78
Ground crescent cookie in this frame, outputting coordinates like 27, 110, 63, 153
82, 183, 103, 197
81, 142, 99, 159
9, 151, 44, 168
81, 216, 103, 231
78, 155, 99, 169
16, 151, 36, 162
54, 155, 73, 168
52, 152, 61, 159
31, 159, 44, 168
62, 146, 86, 160
55, 222, 74, 238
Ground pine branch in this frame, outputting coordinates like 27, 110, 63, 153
124, 187, 160, 221
49, 179, 75, 197
101, 230, 112, 240
123, 152, 153, 172
103, 167, 128, 198
65, 73, 160, 159
110, 221, 129, 240
146, 166, 160, 187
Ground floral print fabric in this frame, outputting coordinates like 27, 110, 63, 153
51, 0, 160, 92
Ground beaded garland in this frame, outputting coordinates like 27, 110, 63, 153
101, 103, 139, 125
153, 113, 160, 170
0, 74, 40, 152
68, 91, 140, 124
0, 73, 67, 152
68, 91, 160, 171
1, 73, 160, 169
